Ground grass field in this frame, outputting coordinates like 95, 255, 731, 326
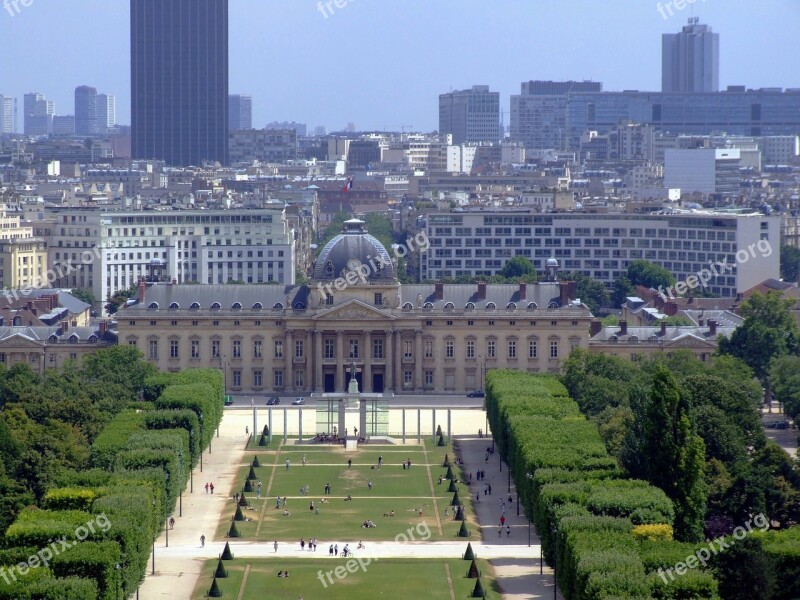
193, 557, 497, 600
215, 440, 479, 542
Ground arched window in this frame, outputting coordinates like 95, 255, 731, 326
629, 335, 639, 344
48, 335, 58, 343
190, 302, 201, 310
506, 302, 517, 310
169, 302, 179, 310
486, 302, 496, 310
527, 302, 538, 310
148, 302, 159, 310
649, 334, 659, 342
294, 302, 306, 310
609, 335, 619, 343
423, 302, 434, 310
444, 302, 455, 310
88, 335, 98, 343
273, 303, 284, 310
69, 334, 79, 343
252, 302, 263, 310
465, 302, 475, 310
402, 302, 413, 311
548, 302, 559, 309
231, 302, 242, 310
210, 302, 221, 310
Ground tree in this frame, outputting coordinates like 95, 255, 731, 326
69, 288, 96, 306
642, 367, 707, 541
718, 292, 800, 382
569, 272, 609, 315
769, 355, 800, 421
780, 245, 800, 282
105, 286, 137, 315
611, 276, 635, 308
627, 260, 676, 290
80, 346, 158, 401
711, 537, 773, 600
499, 256, 537, 280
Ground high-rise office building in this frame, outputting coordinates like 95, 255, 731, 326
23, 93, 54, 136
75, 86, 99, 136
439, 85, 501, 144
228, 94, 252, 131
0, 95, 15, 134
131, 0, 229, 166
97, 94, 116, 133
662, 18, 719, 93
52, 115, 76, 136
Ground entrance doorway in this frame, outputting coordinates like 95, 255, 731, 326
372, 373, 384, 394
324, 373, 335, 393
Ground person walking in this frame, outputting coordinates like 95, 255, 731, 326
245, 426, 249, 436
329, 544, 334, 556
334, 544, 339, 556
286, 459, 291, 471
210, 482, 214, 494
367, 480, 373, 491
488, 483, 492, 495
274, 540, 279, 553
205, 482, 209, 494
500, 515, 505, 527
347, 458, 352, 469
506, 525, 511, 537
200, 535, 205, 547
302, 454, 307, 466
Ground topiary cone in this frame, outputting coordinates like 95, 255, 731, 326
463, 542, 475, 560
252, 455, 260, 467
238, 492, 248, 507
437, 434, 446, 446
445, 465, 454, 480
442, 453, 450, 467
248, 466, 257, 480
467, 559, 479, 578
208, 577, 222, 597
454, 505, 465, 521
262, 425, 269, 437
471, 577, 484, 598
228, 521, 240, 538
458, 521, 470, 537
451, 490, 461, 506
448, 479, 458, 493
243, 479, 253, 493
234, 506, 244, 522
214, 559, 228, 578
221, 542, 234, 560
258, 434, 267, 446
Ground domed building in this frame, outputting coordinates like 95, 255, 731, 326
118, 217, 593, 396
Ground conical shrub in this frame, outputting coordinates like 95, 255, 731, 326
258, 434, 268, 446
451, 490, 461, 506
214, 559, 228, 578
458, 520, 470, 538
467, 559, 479, 578
234, 506, 244, 522
208, 577, 222, 597
221, 542, 234, 560
448, 479, 458, 493
454, 505, 465, 521
445, 465, 454, 480
243, 479, 253, 493
228, 521, 240, 538
442, 454, 450, 467
252, 455, 260, 468
437, 434, 445, 446
463, 542, 475, 560
261, 424, 269, 437
248, 466, 257, 480
471, 577, 484, 598
238, 492, 248, 507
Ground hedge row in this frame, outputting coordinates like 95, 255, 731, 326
90, 411, 146, 470
485, 370, 716, 600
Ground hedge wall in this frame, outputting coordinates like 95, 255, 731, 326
52, 541, 121, 600
90, 411, 145, 470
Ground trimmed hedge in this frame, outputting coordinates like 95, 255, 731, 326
52, 541, 121, 600
90, 411, 146, 470
0, 574, 98, 600
42, 488, 97, 512
144, 409, 200, 463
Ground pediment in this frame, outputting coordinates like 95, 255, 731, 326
315, 300, 394, 321
0, 334, 45, 349
664, 334, 715, 348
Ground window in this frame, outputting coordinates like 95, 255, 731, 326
254, 370, 262, 387
404, 340, 413, 359
149, 340, 158, 360
425, 371, 434, 386
374, 293, 383, 306
508, 340, 516, 359
550, 340, 559, 359
324, 339, 335, 359
349, 339, 359, 359
487, 340, 496, 359
191, 340, 200, 359
274, 370, 283, 388
295, 340, 304, 358
373, 339, 383, 359
446, 340, 454, 358
232, 370, 241, 387
295, 370, 304, 388
404, 371, 413, 385
233, 340, 241, 358
211, 340, 220, 358
253, 340, 262, 358
529, 339, 537, 359
466, 340, 475, 358
325, 293, 334, 306
425, 340, 434, 358
274, 340, 284, 358
169, 340, 179, 359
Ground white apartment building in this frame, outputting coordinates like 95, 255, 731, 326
45, 208, 296, 311
423, 210, 780, 296
664, 148, 741, 196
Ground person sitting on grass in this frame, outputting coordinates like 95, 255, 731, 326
383, 510, 395, 517
344, 494, 352, 501
283, 509, 291, 516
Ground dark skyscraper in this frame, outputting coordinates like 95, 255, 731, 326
131, 0, 229, 166
662, 18, 719, 93
75, 85, 98, 136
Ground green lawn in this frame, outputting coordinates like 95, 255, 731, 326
193, 557, 497, 599
216, 442, 479, 542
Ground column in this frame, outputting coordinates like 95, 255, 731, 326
335, 330, 344, 392
384, 329, 394, 391
314, 329, 323, 393
415, 329, 423, 391
304, 330, 312, 393
285, 330, 294, 392
364, 331, 372, 393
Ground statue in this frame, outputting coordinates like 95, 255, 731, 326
345, 359, 361, 408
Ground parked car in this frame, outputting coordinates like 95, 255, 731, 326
266, 397, 280, 406
467, 391, 485, 398
292, 398, 305, 406
223, 397, 234, 406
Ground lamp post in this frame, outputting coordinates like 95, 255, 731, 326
525, 473, 533, 550
189, 429, 194, 493
199, 414, 204, 472
164, 474, 169, 548
151, 499, 156, 575
551, 524, 557, 600
115, 563, 120, 600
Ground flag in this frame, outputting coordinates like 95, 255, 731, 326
341, 177, 353, 192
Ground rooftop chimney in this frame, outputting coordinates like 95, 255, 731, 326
519, 282, 527, 300
620, 320, 628, 335
434, 282, 444, 301
559, 281, 577, 307
99, 321, 108, 336
477, 281, 487, 301
709, 320, 717, 336
137, 279, 147, 303
590, 320, 602, 337
660, 320, 667, 336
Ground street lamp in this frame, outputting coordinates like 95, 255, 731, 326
189, 429, 194, 493
115, 563, 120, 600
199, 414, 204, 472
151, 499, 156, 575
551, 524, 558, 600
165, 474, 169, 548
525, 472, 533, 551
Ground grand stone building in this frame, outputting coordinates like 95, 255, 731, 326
117, 220, 593, 395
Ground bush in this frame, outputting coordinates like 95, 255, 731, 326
52, 541, 121, 600
143, 409, 200, 463
90, 411, 145, 470
467, 559, 479, 578
252, 456, 260, 468
208, 577, 222, 597
471, 577, 484, 598
648, 569, 719, 599
463, 542, 475, 560
221, 542, 233, 560
214, 559, 228, 578
228, 522, 240, 538
632, 524, 674, 542
5, 508, 99, 548
458, 521, 469, 538
42, 488, 97, 512
234, 506, 244, 522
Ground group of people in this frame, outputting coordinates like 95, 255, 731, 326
277, 570, 290, 577
300, 538, 318, 551
361, 520, 376, 528
204, 482, 215, 494
401, 459, 413, 470
313, 433, 339, 443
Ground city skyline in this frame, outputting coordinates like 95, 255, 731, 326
1, 0, 799, 132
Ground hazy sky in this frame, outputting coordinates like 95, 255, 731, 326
2, 0, 799, 131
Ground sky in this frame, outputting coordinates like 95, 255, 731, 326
1, 0, 799, 132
